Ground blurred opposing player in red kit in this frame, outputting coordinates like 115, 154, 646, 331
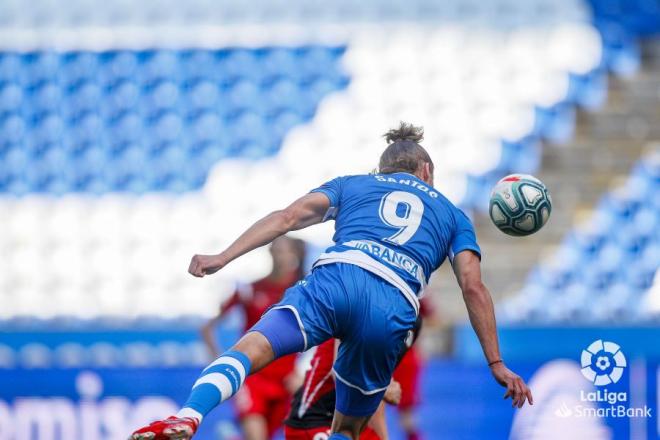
284, 316, 423, 440
391, 297, 436, 440
201, 236, 307, 440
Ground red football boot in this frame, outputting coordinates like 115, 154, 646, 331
129, 416, 199, 440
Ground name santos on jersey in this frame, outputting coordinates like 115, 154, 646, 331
373, 175, 439, 198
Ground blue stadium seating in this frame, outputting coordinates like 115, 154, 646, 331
503, 153, 660, 323
0, 0, 656, 320
588, 0, 660, 36
0, 48, 349, 194
0, 9, 643, 202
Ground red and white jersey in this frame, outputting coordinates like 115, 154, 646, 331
285, 339, 338, 429
222, 274, 299, 330
286, 314, 423, 430
222, 274, 299, 381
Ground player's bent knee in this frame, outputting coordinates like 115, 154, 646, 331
247, 307, 306, 358
232, 331, 275, 373
330, 411, 369, 439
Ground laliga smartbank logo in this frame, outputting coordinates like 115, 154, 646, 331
578, 340, 630, 412
553, 339, 652, 419
580, 339, 626, 386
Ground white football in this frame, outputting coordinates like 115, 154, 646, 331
489, 174, 552, 236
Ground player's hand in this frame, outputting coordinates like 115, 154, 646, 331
383, 380, 402, 405
490, 362, 533, 408
188, 254, 225, 277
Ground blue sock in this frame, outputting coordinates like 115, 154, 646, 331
177, 350, 251, 420
328, 434, 351, 440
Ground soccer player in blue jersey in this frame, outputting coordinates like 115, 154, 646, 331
130, 122, 533, 440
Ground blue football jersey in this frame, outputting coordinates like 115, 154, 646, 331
310, 172, 481, 313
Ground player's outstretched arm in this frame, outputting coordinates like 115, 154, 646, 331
452, 250, 533, 408
188, 192, 330, 277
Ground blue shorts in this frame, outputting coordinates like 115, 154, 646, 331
249, 263, 417, 417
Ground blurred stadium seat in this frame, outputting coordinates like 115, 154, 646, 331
501, 149, 660, 323
0, 48, 349, 194
0, 2, 658, 440
0, 0, 619, 317
0, 0, 656, 322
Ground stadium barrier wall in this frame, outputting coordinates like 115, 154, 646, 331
0, 359, 657, 439
456, 325, 660, 363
